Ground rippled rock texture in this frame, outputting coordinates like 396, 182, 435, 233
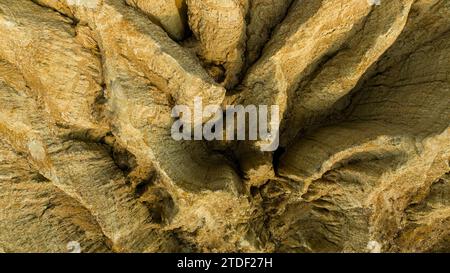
0, 0, 449, 253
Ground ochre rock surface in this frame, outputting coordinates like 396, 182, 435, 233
0, 0, 449, 253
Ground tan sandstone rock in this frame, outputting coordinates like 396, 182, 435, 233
0, 0, 448, 253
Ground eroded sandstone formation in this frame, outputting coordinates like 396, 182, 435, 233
0, 0, 448, 253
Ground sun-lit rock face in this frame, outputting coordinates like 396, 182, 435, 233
0, 0, 448, 253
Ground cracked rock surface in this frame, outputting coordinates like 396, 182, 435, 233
0, 0, 449, 253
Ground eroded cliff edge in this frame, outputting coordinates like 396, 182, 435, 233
0, 0, 449, 252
